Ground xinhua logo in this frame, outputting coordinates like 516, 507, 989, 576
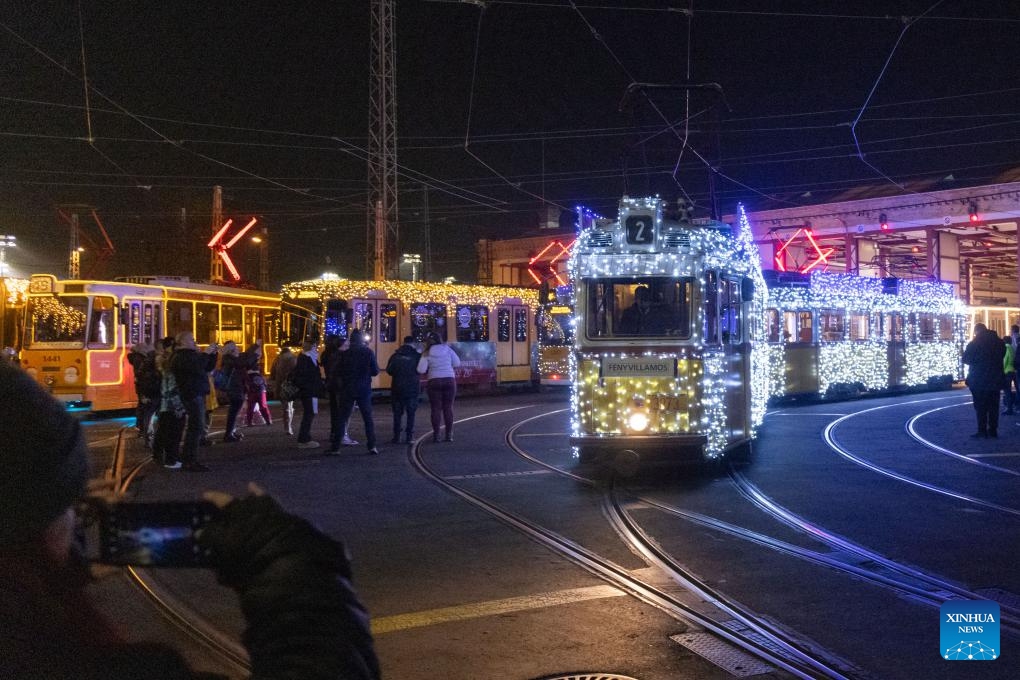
941, 600, 999, 660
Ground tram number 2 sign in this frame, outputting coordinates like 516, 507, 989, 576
625, 215, 655, 245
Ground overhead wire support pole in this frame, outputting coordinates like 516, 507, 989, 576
368, 0, 399, 281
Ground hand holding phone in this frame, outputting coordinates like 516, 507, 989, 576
78, 499, 220, 567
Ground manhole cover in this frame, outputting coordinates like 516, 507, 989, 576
532, 675, 641, 680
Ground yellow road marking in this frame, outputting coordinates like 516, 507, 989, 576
371, 584, 626, 634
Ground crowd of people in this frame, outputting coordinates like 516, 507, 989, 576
127, 330, 463, 467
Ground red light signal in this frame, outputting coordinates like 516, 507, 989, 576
968, 203, 980, 223
879, 213, 889, 231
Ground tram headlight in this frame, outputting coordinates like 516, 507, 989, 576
627, 411, 649, 431
626, 396, 649, 432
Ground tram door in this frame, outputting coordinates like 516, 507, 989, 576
350, 298, 399, 389
121, 298, 163, 407
495, 304, 532, 384
885, 312, 906, 387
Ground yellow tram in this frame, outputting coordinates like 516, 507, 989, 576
569, 197, 769, 463
280, 277, 539, 391
20, 274, 279, 411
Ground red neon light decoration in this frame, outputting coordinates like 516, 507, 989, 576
208, 217, 257, 282
527, 238, 573, 286
773, 227, 834, 274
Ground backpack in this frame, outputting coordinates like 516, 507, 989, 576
212, 369, 229, 391
251, 373, 267, 391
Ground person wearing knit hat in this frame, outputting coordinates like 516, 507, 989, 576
0, 359, 379, 679
0, 361, 89, 546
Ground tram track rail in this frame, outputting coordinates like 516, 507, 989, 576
822, 395, 1020, 518
500, 406, 1020, 673
408, 408, 860, 679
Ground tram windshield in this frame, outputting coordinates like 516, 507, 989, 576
281, 298, 324, 346
26, 294, 89, 346
537, 305, 574, 346
583, 277, 693, 339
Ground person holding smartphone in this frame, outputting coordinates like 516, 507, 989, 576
0, 360, 380, 680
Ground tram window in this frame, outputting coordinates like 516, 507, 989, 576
538, 307, 574, 345
849, 313, 870, 341
87, 296, 115, 348
166, 301, 192, 339
262, 310, 280, 345
703, 271, 719, 344
938, 316, 954, 341
784, 311, 812, 342
144, 303, 159, 345
410, 302, 447, 343
244, 308, 260, 346
497, 308, 511, 342
352, 302, 374, 337
455, 304, 489, 342
221, 305, 243, 345
917, 313, 936, 342
325, 300, 348, 340
584, 278, 692, 339
27, 295, 88, 345
765, 309, 781, 343
515, 308, 528, 342
379, 303, 398, 343
720, 278, 741, 345
883, 313, 904, 341
128, 302, 142, 346
819, 309, 845, 342
195, 303, 218, 345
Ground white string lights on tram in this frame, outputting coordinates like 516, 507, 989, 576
569, 199, 769, 459
765, 270, 967, 397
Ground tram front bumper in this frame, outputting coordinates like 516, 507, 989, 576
569, 434, 709, 460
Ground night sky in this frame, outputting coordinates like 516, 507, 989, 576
2, 1, 1018, 286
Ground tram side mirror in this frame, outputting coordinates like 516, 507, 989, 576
741, 277, 755, 302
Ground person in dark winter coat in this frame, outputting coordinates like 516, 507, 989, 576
329, 329, 379, 455
169, 332, 218, 471
962, 323, 1007, 438
0, 360, 380, 680
219, 341, 247, 443
386, 336, 421, 444
127, 343, 161, 443
290, 341, 323, 448
270, 344, 298, 435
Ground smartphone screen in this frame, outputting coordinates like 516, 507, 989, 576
87, 501, 219, 567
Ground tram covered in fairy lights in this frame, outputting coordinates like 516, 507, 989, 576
280, 277, 539, 391
534, 285, 574, 386
762, 271, 967, 400
568, 196, 770, 462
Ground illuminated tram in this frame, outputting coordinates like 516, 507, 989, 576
280, 277, 539, 391
534, 284, 574, 386
762, 271, 967, 400
20, 274, 279, 411
569, 197, 769, 464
